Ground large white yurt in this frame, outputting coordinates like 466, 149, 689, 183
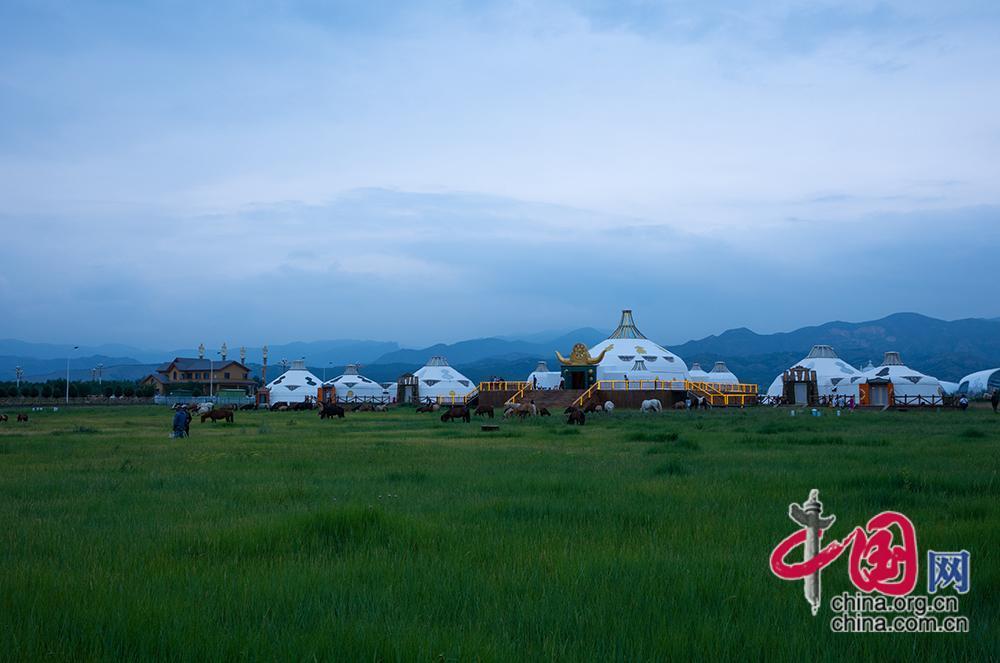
381, 382, 398, 403
414, 356, 475, 403
861, 351, 943, 406
590, 310, 689, 384
687, 362, 711, 381
707, 361, 739, 385
265, 359, 321, 404
324, 364, 385, 403
526, 360, 561, 389
766, 345, 864, 399
957, 368, 1000, 396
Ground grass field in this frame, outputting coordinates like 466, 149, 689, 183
0, 405, 997, 661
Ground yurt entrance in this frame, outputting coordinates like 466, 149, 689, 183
794, 383, 808, 405
869, 383, 891, 407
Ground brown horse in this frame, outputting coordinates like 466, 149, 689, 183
474, 404, 494, 419
319, 403, 345, 419
201, 409, 234, 423
440, 405, 471, 423
565, 408, 585, 425
17, 414, 28, 422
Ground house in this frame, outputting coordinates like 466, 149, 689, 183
140, 357, 255, 396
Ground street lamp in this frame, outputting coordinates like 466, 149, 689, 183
96, 363, 103, 384
66, 345, 78, 404
15, 366, 23, 390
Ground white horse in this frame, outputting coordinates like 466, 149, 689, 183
197, 402, 214, 415
604, 401, 615, 413
641, 399, 662, 413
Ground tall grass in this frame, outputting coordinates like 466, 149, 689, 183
0, 405, 996, 660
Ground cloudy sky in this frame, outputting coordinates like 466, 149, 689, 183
1, 1, 998, 348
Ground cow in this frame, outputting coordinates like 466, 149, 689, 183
440, 405, 471, 423
201, 409, 234, 423
319, 403, 346, 419
474, 404, 495, 419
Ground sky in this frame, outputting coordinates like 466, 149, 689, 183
1, 0, 999, 348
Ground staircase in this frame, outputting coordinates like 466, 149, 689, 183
507, 389, 586, 411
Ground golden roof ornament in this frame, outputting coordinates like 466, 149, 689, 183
556, 342, 613, 366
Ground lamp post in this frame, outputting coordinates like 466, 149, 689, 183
15, 366, 23, 393
66, 345, 78, 404
262, 345, 269, 386
96, 363, 103, 384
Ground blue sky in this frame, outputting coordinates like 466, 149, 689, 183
1, 1, 998, 347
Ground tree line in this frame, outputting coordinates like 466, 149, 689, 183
0, 380, 156, 399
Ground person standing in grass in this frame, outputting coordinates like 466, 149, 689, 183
172, 407, 189, 438
992, 389, 999, 413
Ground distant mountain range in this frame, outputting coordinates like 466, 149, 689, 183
3, 313, 999, 386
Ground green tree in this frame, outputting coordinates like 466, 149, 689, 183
41, 384, 53, 398
103, 386, 114, 398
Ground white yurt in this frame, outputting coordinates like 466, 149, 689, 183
265, 359, 321, 404
957, 368, 1000, 396
861, 351, 943, 406
381, 382, 398, 403
526, 361, 561, 389
766, 345, 864, 399
707, 361, 739, 385
324, 364, 385, 403
938, 381, 960, 396
590, 310, 689, 384
687, 362, 711, 381
414, 356, 475, 403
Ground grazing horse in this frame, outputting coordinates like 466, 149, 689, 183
196, 402, 214, 415
0, 414, 7, 423
641, 399, 662, 413
565, 407, 586, 425
673, 401, 687, 410
17, 413, 28, 422
583, 401, 601, 414
603, 401, 615, 413
440, 405, 471, 423
474, 404, 494, 419
201, 409, 234, 423
416, 403, 438, 413
539, 407, 551, 416
319, 403, 346, 419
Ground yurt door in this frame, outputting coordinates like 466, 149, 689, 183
870, 385, 889, 407
794, 383, 808, 405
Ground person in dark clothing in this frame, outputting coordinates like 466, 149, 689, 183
992, 389, 999, 413
172, 408, 190, 438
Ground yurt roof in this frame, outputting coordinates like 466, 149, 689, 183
957, 368, 1000, 395
707, 361, 739, 383
862, 352, 939, 386
265, 360, 322, 396
688, 362, 710, 379
323, 364, 382, 393
589, 310, 688, 379
414, 356, 474, 393
766, 345, 863, 396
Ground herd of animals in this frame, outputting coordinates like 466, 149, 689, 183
0, 397, 668, 430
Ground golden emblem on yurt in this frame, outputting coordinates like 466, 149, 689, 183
556, 343, 613, 366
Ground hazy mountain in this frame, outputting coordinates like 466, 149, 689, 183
372, 328, 607, 365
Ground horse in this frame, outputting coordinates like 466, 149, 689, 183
373, 404, 388, 412
565, 407, 585, 425
474, 404, 495, 419
319, 403, 346, 419
603, 401, 615, 413
583, 401, 601, 414
196, 402, 214, 415
416, 403, 438, 413
201, 409, 234, 423
17, 413, 28, 422
641, 399, 662, 413
539, 407, 551, 416
440, 405, 471, 423
673, 401, 687, 410
0, 414, 7, 423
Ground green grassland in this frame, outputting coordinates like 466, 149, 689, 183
0, 405, 997, 661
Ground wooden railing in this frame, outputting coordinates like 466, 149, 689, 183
572, 379, 759, 407
478, 381, 529, 392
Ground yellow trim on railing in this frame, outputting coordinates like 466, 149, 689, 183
571, 379, 759, 407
